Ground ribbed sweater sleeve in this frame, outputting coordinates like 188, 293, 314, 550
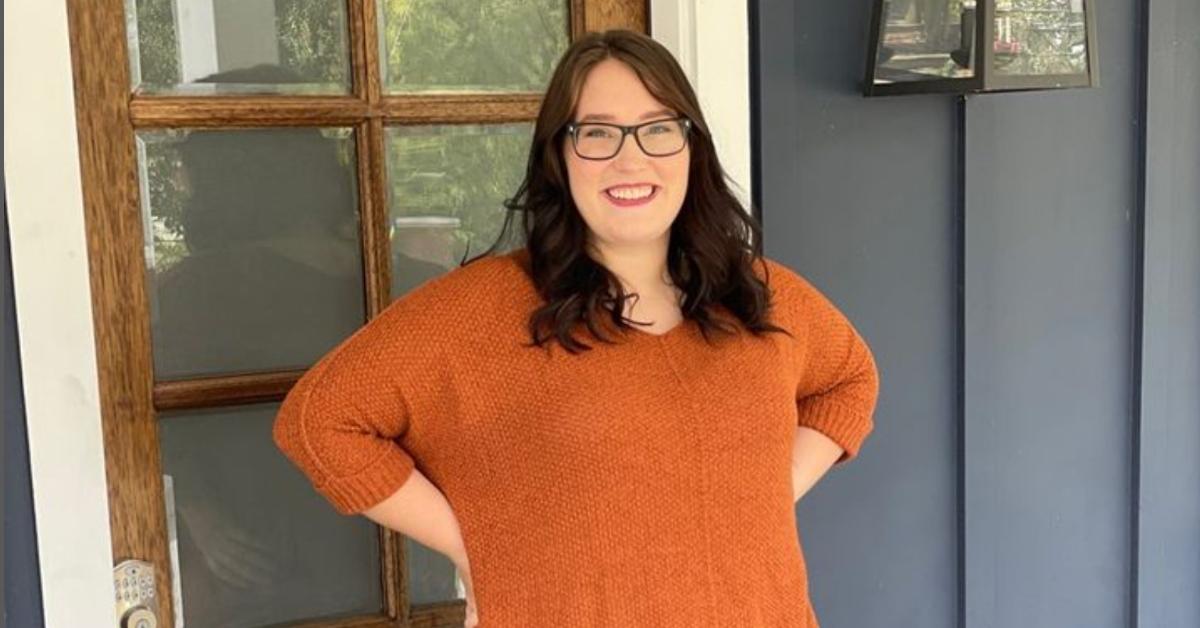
768, 260, 880, 465
272, 303, 419, 515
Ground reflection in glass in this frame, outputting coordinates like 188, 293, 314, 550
126, 0, 350, 94
137, 126, 365, 379
378, 0, 570, 93
874, 0, 978, 84
158, 403, 381, 626
385, 124, 532, 300
993, 0, 1089, 76
406, 536, 462, 606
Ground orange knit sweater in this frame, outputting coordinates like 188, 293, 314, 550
272, 247, 879, 627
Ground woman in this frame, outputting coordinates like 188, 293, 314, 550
273, 29, 879, 627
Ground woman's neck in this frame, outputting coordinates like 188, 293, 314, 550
587, 238, 679, 301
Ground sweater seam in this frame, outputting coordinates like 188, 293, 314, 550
296, 356, 341, 485
797, 331, 873, 399
295, 318, 404, 485
657, 342, 720, 626
323, 378, 416, 485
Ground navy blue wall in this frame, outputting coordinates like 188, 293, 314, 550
754, 0, 959, 626
753, 0, 1199, 626
1136, 1, 1200, 626
4, 103, 47, 628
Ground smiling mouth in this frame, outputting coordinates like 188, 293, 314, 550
603, 185, 659, 205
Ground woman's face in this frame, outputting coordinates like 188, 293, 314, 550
562, 58, 690, 259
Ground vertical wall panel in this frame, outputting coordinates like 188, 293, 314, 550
962, 0, 1141, 625
756, 1, 960, 627
963, 97, 1135, 628
1138, 0, 1200, 625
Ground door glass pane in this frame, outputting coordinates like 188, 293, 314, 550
159, 403, 382, 626
137, 127, 365, 380
993, 0, 1089, 76
406, 536, 462, 606
378, 0, 570, 93
385, 124, 531, 300
126, 0, 351, 94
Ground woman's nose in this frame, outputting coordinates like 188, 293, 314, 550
611, 132, 649, 169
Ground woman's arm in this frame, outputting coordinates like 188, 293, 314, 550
363, 469, 480, 628
791, 426, 845, 502
362, 467, 469, 568
273, 296, 432, 516
781, 265, 880, 468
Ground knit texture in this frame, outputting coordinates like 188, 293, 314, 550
273, 247, 879, 627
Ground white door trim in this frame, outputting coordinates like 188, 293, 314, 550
4, 2, 750, 624
652, 0, 753, 213
5, 1, 117, 625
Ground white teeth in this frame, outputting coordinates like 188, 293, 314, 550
606, 185, 654, 200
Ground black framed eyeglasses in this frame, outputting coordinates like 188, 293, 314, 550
564, 117, 692, 160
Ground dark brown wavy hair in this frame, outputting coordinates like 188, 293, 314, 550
469, 29, 789, 353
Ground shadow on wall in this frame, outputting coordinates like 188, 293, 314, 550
4, 172, 47, 625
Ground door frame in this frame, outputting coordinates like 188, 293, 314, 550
5, 0, 750, 625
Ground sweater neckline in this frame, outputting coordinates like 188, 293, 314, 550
500, 247, 694, 345
620, 318, 690, 342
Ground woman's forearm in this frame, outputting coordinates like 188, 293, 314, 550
792, 426, 845, 502
362, 467, 470, 568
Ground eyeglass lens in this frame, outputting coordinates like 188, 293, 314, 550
574, 120, 687, 159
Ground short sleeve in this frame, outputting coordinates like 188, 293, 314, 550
764, 259, 880, 466
272, 306, 419, 515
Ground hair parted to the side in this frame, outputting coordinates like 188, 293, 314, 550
468, 28, 790, 354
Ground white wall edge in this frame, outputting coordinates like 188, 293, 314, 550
652, 0, 753, 215
4, 1, 117, 626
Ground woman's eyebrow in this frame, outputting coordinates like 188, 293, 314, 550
578, 108, 676, 122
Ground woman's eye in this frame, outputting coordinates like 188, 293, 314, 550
646, 124, 673, 135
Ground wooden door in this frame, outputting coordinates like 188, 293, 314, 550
65, 1, 646, 626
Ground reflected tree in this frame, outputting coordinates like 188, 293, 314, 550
994, 0, 1089, 75
276, 0, 350, 85
132, 0, 180, 86
380, 0, 568, 90
387, 125, 533, 264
